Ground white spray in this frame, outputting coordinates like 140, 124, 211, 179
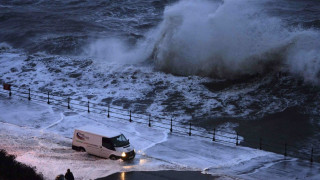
88, 0, 320, 84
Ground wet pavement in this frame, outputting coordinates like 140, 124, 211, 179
96, 171, 222, 180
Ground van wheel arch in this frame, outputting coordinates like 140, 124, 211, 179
79, 147, 86, 152
109, 155, 119, 160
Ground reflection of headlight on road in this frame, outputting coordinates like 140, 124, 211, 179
121, 152, 126, 157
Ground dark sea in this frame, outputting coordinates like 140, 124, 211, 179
1, 0, 320, 160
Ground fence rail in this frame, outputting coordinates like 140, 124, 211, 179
0, 84, 318, 163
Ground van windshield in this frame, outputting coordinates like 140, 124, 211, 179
110, 134, 129, 147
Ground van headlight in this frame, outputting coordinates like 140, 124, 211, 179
121, 152, 126, 157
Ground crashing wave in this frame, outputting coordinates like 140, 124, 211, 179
89, 0, 320, 84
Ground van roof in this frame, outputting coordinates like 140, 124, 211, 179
76, 126, 122, 137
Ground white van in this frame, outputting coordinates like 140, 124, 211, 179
72, 126, 135, 160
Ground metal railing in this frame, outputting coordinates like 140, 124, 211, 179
0, 84, 318, 163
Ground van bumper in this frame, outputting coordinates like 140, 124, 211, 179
121, 150, 135, 161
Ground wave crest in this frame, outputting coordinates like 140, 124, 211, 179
151, 0, 320, 82
89, 0, 320, 84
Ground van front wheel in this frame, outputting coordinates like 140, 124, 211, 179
79, 147, 86, 152
109, 155, 119, 160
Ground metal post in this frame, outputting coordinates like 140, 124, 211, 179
212, 128, 216, 141
129, 110, 132, 122
67, 97, 70, 109
87, 101, 90, 113
259, 138, 262, 150
284, 142, 287, 157
310, 147, 313, 163
189, 123, 191, 136
236, 133, 239, 146
47, 92, 50, 104
107, 106, 110, 118
148, 114, 151, 127
9, 89, 12, 97
170, 119, 173, 133
28, 88, 31, 101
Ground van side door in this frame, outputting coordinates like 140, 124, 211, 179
101, 137, 115, 158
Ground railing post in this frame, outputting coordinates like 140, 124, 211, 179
170, 119, 173, 133
129, 110, 132, 122
87, 101, 90, 113
67, 97, 70, 109
148, 114, 151, 127
259, 138, 262, 150
188, 123, 191, 136
284, 142, 287, 157
28, 88, 31, 101
47, 92, 50, 104
310, 147, 313, 163
107, 106, 110, 118
236, 133, 239, 146
212, 128, 216, 141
